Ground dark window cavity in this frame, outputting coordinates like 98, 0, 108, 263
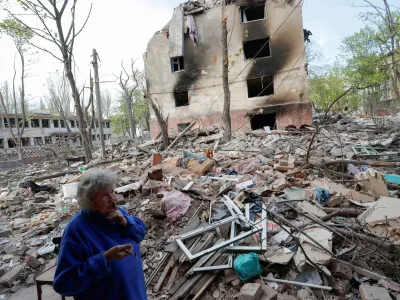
60, 120, 65, 128
241, 2, 266, 22
53, 120, 59, 128
44, 137, 52, 145
178, 123, 191, 132
243, 38, 270, 59
70, 120, 75, 128
247, 76, 274, 98
33, 137, 42, 147
250, 113, 277, 130
171, 57, 184, 72
8, 139, 16, 148
42, 119, 50, 128
31, 119, 40, 128
18, 118, 28, 128
174, 90, 189, 107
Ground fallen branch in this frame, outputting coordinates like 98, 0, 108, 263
166, 121, 196, 151
333, 227, 400, 254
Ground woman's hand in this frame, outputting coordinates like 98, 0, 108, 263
106, 202, 128, 227
104, 244, 133, 261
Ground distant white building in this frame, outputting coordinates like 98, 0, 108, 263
0, 111, 121, 150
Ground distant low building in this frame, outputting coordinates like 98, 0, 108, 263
0, 111, 120, 150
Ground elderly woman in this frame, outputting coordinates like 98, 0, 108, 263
53, 170, 147, 300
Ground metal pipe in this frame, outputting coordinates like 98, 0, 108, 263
261, 277, 332, 291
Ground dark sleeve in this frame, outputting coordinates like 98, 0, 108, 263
119, 207, 147, 243
53, 241, 111, 296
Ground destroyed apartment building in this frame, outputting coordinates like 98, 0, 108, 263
144, 0, 311, 138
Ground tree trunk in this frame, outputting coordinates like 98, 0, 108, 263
221, 1, 232, 142
126, 94, 136, 140
146, 93, 169, 148
65, 68, 92, 162
16, 145, 23, 160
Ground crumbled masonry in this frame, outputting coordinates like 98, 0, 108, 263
0, 114, 400, 299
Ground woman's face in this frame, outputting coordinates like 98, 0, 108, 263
90, 185, 117, 214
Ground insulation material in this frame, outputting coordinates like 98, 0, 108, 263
293, 226, 333, 275
358, 196, 400, 244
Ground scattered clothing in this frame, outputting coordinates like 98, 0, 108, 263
186, 15, 199, 42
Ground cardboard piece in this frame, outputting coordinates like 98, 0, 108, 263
356, 169, 389, 197
358, 196, 400, 243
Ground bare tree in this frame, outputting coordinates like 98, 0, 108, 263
45, 75, 72, 134
360, 0, 400, 100
6, 0, 94, 162
101, 90, 113, 119
118, 59, 141, 139
81, 72, 95, 150
221, 1, 231, 142
146, 93, 169, 148
0, 19, 32, 159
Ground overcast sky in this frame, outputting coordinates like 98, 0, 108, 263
0, 0, 370, 110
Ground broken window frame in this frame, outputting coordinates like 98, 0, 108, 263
176, 196, 267, 262
175, 214, 262, 261
223, 195, 267, 253
241, 1, 266, 23
171, 56, 185, 72
192, 225, 235, 272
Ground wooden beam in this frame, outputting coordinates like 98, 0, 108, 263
166, 121, 196, 150
153, 256, 176, 293
166, 265, 179, 291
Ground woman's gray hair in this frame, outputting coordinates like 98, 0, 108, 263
77, 170, 118, 210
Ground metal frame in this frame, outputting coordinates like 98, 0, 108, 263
352, 145, 398, 157
176, 195, 268, 262
193, 222, 235, 272
176, 215, 262, 261
225, 202, 267, 253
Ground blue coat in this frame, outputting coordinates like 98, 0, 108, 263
53, 207, 147, 300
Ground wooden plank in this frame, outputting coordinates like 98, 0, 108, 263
166, 121, 196, 150
169, 254, 225, 300
169, 251, 223, 297
153, 255, 176, 293
146, 252, 170, 287
166, 265, 179, 291
138, 138, 162, 148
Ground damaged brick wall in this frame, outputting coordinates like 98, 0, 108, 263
144, 0, 311, 138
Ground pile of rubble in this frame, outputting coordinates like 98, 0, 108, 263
0, 115, 400, 300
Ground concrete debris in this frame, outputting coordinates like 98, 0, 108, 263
240, 283, 263, 300
359, 285, 392, 300
0, 114, 400, 299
